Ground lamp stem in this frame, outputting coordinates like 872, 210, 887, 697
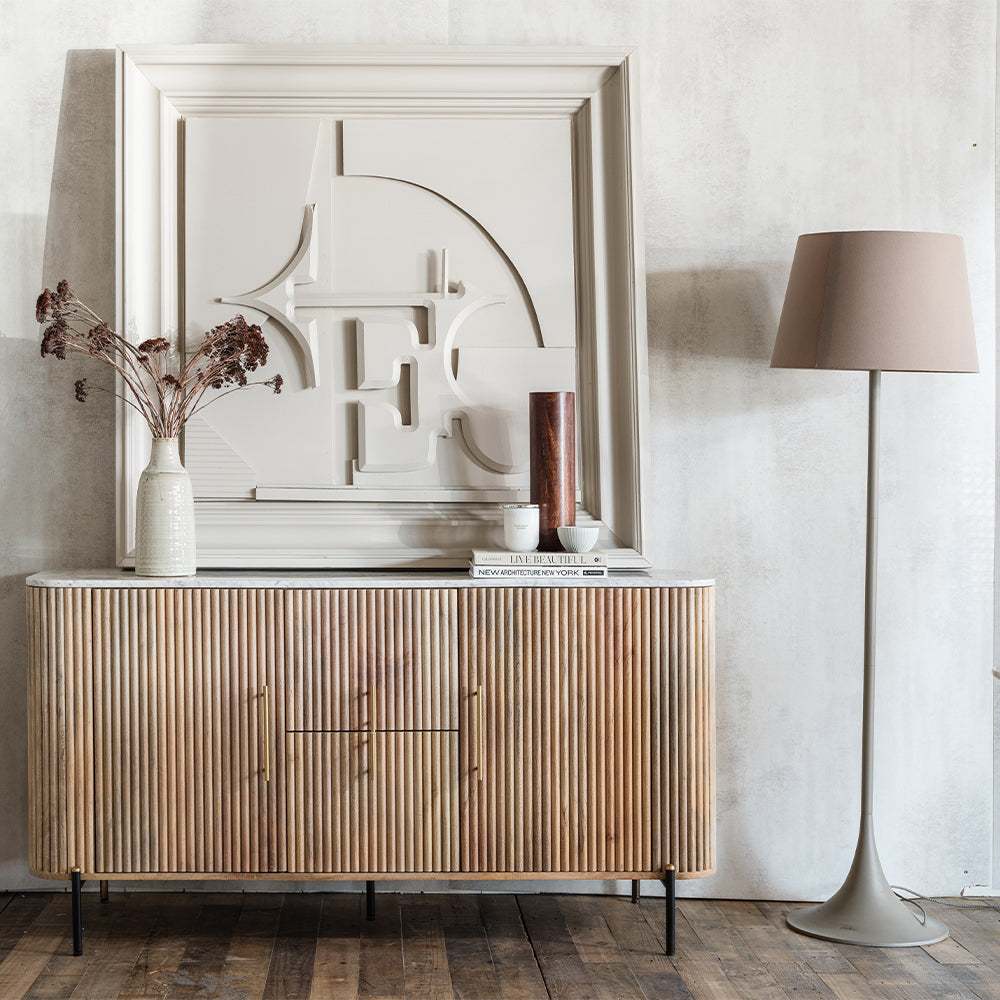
784, 368, 948, 946
861, 368, 879, 820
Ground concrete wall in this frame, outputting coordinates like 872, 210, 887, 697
1, 0, 994, 899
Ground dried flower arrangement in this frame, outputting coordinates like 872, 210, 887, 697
36, 280, 283, 438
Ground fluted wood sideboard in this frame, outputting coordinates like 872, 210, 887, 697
26, 570, 715, 955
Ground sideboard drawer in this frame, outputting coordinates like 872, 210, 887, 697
285, 730, 460, 873
281, 588, 459, 733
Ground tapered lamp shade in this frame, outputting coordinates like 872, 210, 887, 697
771, 231, 978, 372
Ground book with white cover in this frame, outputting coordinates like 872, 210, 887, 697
469, 564, 608, 578
470, 549, 606, 567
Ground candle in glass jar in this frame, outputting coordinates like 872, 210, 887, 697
502, 503, 540, 552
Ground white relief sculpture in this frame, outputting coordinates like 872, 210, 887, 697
354, 253, 512, 474
221, 204, 322, 388
198, 114, 575, 494
183, 416, 258, 499
222, 219, 518, 474
342, 117, 576, 351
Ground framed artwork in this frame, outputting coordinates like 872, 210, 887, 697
116, 45, 650, 567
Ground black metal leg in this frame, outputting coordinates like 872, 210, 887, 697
631, 879, 640, 904
664, 866, 675, 956
71, 868, 83, 956
366, 880, 375, 921
100, 880, 109, 903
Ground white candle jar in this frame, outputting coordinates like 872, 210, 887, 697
502, 503, 540, 552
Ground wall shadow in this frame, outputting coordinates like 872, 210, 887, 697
43, 49, 117, 316
645, 264, 855, 415
0, 49, 117, 881
646, 266, 776, 365
641, 264, 832, 898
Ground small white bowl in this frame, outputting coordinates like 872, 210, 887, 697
557, 525, 600, 553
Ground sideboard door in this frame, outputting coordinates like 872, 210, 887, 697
460, 586, 716, 878
460, 587, 650, 873
90, 588, 279, 874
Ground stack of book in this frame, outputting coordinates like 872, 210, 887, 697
469, 549, 608, 578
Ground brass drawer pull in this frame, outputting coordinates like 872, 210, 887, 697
477, 684, 485, 783
262, 685, 270, 783
369, 685, 376, 783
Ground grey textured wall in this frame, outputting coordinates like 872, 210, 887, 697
1, 0, 995, 899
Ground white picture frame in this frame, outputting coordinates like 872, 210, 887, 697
116, 44, 650, 568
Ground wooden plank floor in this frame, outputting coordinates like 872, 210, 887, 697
0, 891, 996, 999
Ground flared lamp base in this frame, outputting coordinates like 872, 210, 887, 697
786, 819, 948, 947
787, 898, 947, 948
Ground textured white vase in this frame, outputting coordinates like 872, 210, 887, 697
135, 437, 197, 577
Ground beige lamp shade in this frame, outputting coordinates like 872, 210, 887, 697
771, 231, 978, 372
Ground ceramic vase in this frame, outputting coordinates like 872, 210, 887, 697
135, 437, 196, 577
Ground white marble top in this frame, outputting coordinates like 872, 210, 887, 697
27, 568, 714, 589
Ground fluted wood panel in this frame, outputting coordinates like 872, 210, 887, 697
461, 586, 715, 877
91, 588, 279, 874
27, 586, 96, 878
286, 731, 459, 873
29, 588, 280, 877
283, 589, 459, 733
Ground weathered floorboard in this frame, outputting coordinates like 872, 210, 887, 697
0, 893, 992, 1000
478, 893, 549, 1000
261, 893, 322, 1000
309, 892, 363, 1000
357, 892, 405, 1000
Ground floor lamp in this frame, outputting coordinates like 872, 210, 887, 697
771, 230, 978, 947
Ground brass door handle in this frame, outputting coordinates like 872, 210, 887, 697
262, 685, 271, 782
476, 684, 485, 783
368, 685, 376, 783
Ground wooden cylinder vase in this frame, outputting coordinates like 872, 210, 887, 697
529, 391, 575, 550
